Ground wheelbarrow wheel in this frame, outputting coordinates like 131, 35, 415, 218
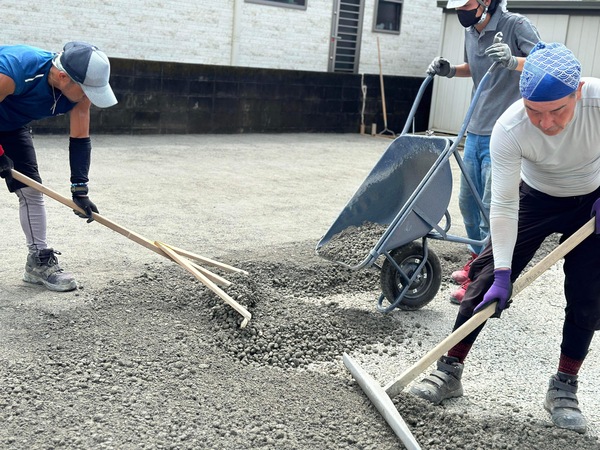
380, 242, 442, 311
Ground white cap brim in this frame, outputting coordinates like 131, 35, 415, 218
81, 84, 118, 108
447, 0, 470, 8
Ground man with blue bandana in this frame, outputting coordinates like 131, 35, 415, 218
410, 42, 600, 434
0, 42, 117, 292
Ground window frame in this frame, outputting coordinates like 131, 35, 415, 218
245, 0, 307, 10
372, 0, 403, 34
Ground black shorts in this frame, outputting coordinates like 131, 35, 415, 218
461, 181, 600, 331
0, 126, 41, 192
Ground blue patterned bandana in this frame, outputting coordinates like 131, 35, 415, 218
520, 42, 581, 102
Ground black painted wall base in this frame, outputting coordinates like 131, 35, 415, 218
33, 59, 432, 135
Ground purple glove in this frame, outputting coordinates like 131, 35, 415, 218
592, 198, 600, 234
474, 269, 512, 317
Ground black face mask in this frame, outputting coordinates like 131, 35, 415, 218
457, 7, 481, 28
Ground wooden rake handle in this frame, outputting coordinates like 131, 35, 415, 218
10, 169, 245, 272
160, 243, 248, 275
385, 217, 596, 397
11, 170, 163, 256
10, 169, 252, 327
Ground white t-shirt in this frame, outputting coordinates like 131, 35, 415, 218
489, 77, 600, 268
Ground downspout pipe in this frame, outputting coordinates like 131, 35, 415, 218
231, 0, 242, 65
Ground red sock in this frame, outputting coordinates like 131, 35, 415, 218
448, 342, 473, 364
558, 353, 583, 376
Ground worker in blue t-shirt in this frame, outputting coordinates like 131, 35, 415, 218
0, 42, 117, 292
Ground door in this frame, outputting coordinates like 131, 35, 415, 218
428, 12, 472, 134
328, 0, 365, 73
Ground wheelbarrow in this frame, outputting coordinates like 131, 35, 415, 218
316, 62, 500, 313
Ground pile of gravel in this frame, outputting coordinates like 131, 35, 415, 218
316, 221, 388, 267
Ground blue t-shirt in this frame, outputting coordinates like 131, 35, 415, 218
0, 45, 76, 131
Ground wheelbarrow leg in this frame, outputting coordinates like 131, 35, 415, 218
343, 353, 422, 450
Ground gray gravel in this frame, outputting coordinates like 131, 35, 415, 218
316, 222, 388, 268
2, 239, 599, 449
1, 134, 599, 450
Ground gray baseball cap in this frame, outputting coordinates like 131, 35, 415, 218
54, 41, 118, 108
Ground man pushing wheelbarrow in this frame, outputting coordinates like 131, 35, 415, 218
428, 0, 540, 304
409, 42, 600, 435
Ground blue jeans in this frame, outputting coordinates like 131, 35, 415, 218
458, 133, 491, 255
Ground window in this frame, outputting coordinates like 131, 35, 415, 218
245, 0, 307, 10
373, 0, 402, 34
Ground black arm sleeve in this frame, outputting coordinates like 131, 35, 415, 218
69, 137, 92, 184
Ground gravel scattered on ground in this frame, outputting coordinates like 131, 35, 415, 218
2, 132, 598, 449
2, 235, 599, 450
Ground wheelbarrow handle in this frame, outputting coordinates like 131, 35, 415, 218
399, 74, 434, 136
384, 217, 596, 397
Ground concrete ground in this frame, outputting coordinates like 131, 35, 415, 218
1, 133, 599, 449
0, 133, 396, 292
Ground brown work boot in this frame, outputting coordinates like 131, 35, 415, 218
409, 356, 464, 404
23, 249, 77, 292
544, 372, 587, 434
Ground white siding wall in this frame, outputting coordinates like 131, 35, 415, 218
565, 15, 600, 77
428, 12, 473, 134
359, 1, 443, 77
2, 0, 441, 77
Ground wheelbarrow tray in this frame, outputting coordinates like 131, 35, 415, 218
316, 133, 453, 270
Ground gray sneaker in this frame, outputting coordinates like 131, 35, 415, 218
544, 372, 587, 434
23, 249, 77, 292
409, 356, 464, 404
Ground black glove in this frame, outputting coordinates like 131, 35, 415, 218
0, 145, 14, 182
427, 57, 456, 78
71, 184, 99, 223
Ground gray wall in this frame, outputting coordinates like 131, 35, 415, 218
33, 59, 432, 135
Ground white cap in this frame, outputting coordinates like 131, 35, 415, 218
53, 41, 118, 108
446, 0, 470, 8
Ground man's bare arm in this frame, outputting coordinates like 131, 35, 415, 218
0, 73, 16, 102
69, 98, 91, 138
